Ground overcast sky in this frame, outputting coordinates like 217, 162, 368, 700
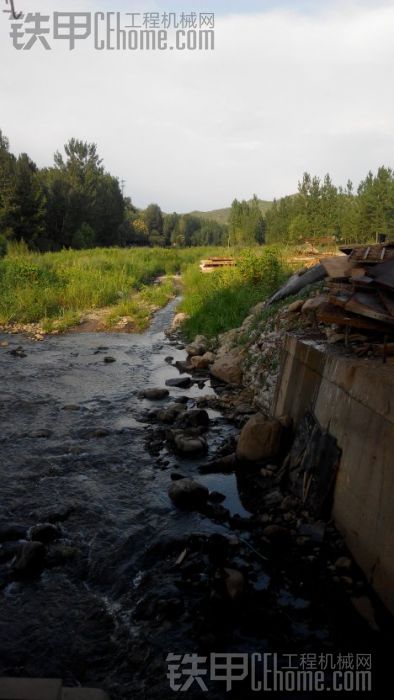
1, 0, 394, 211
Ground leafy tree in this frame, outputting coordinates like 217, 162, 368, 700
42, 139, 124, 249
144, 203, 164, 243
163, 212, 180, 246
357, 167, 394, 240
183, 215, 201, 246
229, 196, 265, 245
10, 154, 46, 246
72, 222, 96, 249
0, 130, 16, 238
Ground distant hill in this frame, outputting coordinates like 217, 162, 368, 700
188, 198, 273, 225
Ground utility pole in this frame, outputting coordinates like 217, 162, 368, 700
120, 179, 125, 197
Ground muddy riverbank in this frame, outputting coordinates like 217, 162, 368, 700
0, 300, 393, 699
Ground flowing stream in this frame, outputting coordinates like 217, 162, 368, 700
0, 300, 392, 699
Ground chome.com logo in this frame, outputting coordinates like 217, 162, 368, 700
3, 5, 216, 52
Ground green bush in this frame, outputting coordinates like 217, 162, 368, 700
72, 223, 96, 250
180, 247, 289, 339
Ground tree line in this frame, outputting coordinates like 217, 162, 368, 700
1, 129, 392, 252
0, 130, 228, 252
265, 169, 394, 244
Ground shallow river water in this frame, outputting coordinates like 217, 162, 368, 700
0, 301, 393, 699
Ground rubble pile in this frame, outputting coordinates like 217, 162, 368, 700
315, 242, 394, 358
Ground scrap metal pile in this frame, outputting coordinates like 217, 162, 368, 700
316, 242, 394, 358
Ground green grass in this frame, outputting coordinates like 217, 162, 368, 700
0, 244, 292, 337
179, 247, 290, 339
0, 245, 225, 331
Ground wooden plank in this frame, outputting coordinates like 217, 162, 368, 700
350, 267, 366, 279
345, 292, 394, 325
320, 255, 354, 279
316, 303, 393, 332
329, 293, 352, 308
349, 245, 394, 264
353, 275, 374, 289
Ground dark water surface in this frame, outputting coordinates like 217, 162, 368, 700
0, 301, 393, 699
0, 302, 247, 697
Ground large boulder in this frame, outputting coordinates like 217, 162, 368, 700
210, 350, 244, 386
168, 479, 209, 510
236, 414, 282, 462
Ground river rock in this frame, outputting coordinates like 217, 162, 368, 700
12, 541, 45, 574
263, 525, 292, 547
29, 428, 52, 439
174, 360, 192, 373
302, 294, 328, 313
199, 453, 236, 474
335, 556, 352, 572
186, 342, 206, 357
173, 433, 208, 456
174, 396, 189, 404
191, 352, 215, 369
166, 377, 192, 389
9, 346, 27, 358
288, 299, 305, 313
156, 403, 187, 424
168, 479, 209, 510
210, 350, 244, 386
171, 312, 188, 330
224, 568, 245, 600
236, 414, 282, 462
139, 388, 170, 400
175, 409, 210, 430
263, 489, 283, 508
28, 523, 61, 544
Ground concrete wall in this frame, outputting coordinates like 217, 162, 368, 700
273, 334, 394, 615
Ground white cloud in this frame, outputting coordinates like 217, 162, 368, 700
1, 0, 394, 210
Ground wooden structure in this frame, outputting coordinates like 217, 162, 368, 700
317, 242, 394, 357
199, 257, 236, 273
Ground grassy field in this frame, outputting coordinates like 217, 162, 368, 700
0, 244, 224, 333
0, 243, 294, 337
